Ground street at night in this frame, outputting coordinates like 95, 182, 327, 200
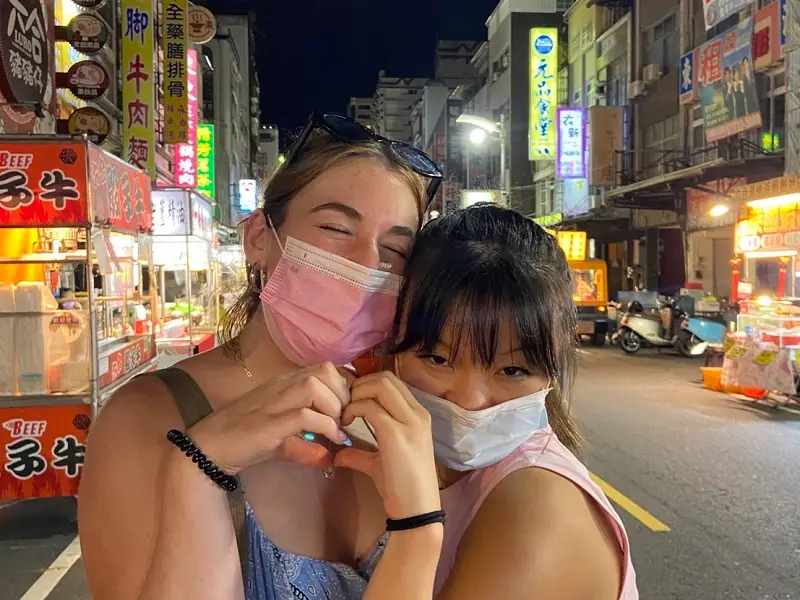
2, 348, 799, 599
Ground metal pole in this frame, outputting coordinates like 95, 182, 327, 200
466, 143, 471, 191
499, 114, 507, 204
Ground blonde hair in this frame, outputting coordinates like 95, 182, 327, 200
220, 133, 428, 360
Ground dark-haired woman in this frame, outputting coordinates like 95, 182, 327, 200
334, 205, 639, 599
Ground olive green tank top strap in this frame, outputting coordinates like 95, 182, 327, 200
149, 367, 250, 582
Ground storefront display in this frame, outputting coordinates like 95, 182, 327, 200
732, 175, 800, 298
151, 188, 216, 368
215, 244, 246, 316
0, 138, 157, 500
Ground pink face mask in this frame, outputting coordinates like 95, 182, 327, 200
259, 233, 403, 366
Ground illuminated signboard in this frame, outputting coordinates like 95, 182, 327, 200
121, 0, 156, 176
55, 1, 87, 114
556, 108, 586, 179
239, 179, 258, 213
557, 231, 587, 261
174, 49, 198, 188
196, 123, 215, 200
162, 0, 189, 144
529, 27, 558, 160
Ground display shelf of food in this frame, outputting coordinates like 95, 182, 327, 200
0, 138, 156, 500
736, 298, 800, 348
150, 189, 217, 368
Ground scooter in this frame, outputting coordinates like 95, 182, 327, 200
612, 297, 724, 356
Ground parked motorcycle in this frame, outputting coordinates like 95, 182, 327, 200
611, 296, 726, 357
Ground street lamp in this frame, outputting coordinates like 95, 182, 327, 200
456, 113, 507, 201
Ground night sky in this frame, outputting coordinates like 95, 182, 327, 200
210, 0, 499, 135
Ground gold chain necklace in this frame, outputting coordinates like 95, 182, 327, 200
240, 359, 258, 388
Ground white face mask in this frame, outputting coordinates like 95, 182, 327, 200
406, 384, 552, 472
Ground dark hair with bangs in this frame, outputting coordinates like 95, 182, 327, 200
393, 204, 582, 453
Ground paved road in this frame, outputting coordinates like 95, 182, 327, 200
1, 347, 799, 599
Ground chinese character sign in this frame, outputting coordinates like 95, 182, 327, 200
557, 231, 587, 261
0, 142, 88, 226
529, 28, 559, 161
151, 189, 190, 235
174, 49, 198, 188
121, 0, 155, 177
698, 18, 762, 143
679, 49, 700, 105
162, 0, 189, 145
196, 123, 215, 200
88, 145, 153, 233
0, 405, 91, 499
556, 108, 586, 179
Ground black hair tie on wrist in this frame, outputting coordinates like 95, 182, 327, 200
386, 510, 446, 532
166, 429, 239, 492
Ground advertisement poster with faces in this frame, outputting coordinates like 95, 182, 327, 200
698, 18, 762, 143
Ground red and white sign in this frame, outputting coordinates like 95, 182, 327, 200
753, 1, 781, 71
173, 49, 198, 189
1, 405, 91, 500
98, 336, 155, 389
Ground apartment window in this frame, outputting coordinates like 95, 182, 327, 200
536, 181, 555, 216
644, 115, 679, 176
645, 13, 677, 72
585, 77, 594, 107
607, 56, 628, 106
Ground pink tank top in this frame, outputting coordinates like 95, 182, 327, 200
435, 427, 639, 599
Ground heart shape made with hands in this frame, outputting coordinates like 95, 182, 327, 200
278, 366, 377, 469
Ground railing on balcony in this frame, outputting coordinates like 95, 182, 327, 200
614, 138, 777, 187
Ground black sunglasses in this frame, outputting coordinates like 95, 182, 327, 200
285, 112, 443, 204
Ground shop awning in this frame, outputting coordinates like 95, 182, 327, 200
0, 137, 152, 235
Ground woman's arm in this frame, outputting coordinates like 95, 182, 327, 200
78, 378, 242, 600
334, 372, 444, 600
365, 526, 443, 600
437, 468, 623, 600
79, 363, 352, 600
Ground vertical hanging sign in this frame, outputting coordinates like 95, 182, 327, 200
529, 28, 559, 160
196, 123, 215, 199
121, 0, 156, 177
173, 49, 198, 188
162, 0, 188, 145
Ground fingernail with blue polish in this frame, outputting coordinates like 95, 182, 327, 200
340, 432, 353, 447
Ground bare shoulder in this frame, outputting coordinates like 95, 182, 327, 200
439, 467, 622, 600
78, 374, 185, 600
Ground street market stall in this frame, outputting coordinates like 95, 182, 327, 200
0, 138, 157, 500
151, 188, 216, 368
215, 243, 246, 315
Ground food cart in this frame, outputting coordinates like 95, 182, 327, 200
151, 188, 217, 368
215, 243, 246, 316
0, 138, 157, 500
570, 258, 611, 346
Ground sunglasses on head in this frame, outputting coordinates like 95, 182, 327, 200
285, 112, 444, 204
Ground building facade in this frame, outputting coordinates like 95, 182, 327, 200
205, 13, 260, 226
255, 124, 280, 184
348, 97, 374, 125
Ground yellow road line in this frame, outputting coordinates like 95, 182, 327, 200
590, 472, 671, 533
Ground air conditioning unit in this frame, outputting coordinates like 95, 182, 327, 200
628, 80, 646, 98
595, 81, 608, 98
642, 63, 662, 83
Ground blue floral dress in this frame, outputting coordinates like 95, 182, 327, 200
244, 504, 388, 600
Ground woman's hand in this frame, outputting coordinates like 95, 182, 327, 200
333, 372, 440, 519
188, 362, 354, 474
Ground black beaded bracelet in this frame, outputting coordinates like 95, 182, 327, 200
386, 510, 446, 532
166, 429, 239, 492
